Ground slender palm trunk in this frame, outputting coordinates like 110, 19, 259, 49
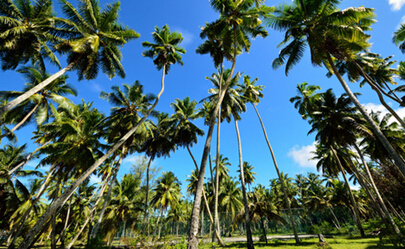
143, 155, 154, 237
0, 61, 77, 116
0, 103, 40, 140
17, 64, 167, 249
8, 166, 55, 248
330, 146, 365, 237
213, 98, 222, 242
186, 145, 225, 245
252, 103, 300, 243
260, 216, 268, 244
327, 54, 405, 178
59, 198, 71, 247
67, 179, 109, 249
353, 145, 402, 236
91, 148, 125, 238
188, 31, 238, 249
234, 118, 254, 249
328, 207, 341, 230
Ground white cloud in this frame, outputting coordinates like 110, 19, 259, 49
388, 0, 405, 10
288, 142, 318, 169
363, 102, 405, 122
172, 27, 194, 48
89, 174, 101, 185
350, 184, 361, 191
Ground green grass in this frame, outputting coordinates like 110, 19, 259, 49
199, 236, 396, 249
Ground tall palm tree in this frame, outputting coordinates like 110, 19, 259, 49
0, 65, 77, 140
189, 2, 268, 247
0, 0, 139, 116
17, 25, 184, 249
0, 0, 60, 71
237, 162, 257, 192
289, 82, 321, 120
268, 0, 405, 178
150, 171, 181, 238
240, 75, 300, 242
140, 112, 177, 236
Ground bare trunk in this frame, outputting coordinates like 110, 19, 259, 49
234, 118, 254, 249
328, 207, 341, 230
213, 94, 222, 242
17, 64, 167, 249
1, 103, 40, 140
252, 103, 300, 243
91, 148, 125, 238
0, 61, 76, 116
330, 146, 365, 237
143, 155, 154, 237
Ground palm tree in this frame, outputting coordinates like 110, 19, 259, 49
140, 112, 177, 236
150, 171, 181, 238
289, 82, 321, 120
189, 1, 268, 246
0, 0, 139, 116
0, 65, 77, 140
307, 90, 366, 237
240, 75, 300, 243
91, 81, 154, 238
237, 162, 257, 192
0, 0, 60, 71
268, 0, 405, 178
17, 25, 184, 249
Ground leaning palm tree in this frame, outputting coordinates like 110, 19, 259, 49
17, 25, 184, 249
0, 0, 139, 116
239, 75, 300, 243
189, 1, 268, 247
268, 0, 405, 178
0, 66, 76, 140
0, 0, 60, 71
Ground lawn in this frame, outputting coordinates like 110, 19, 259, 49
199, 236, 396, 249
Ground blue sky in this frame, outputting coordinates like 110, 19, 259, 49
3, 0, 405, 196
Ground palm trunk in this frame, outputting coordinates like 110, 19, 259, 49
188, 29, 239, 249
0, 103, 40, 140
0, 61, 76, 116
353, 145, 402, 236
328, 207, 341, 230
143, 155, 154, 237
186, 145, 224, 245
252, 103, 300, 243
330, 146, 365, 237
17, 64, 167, 249
326, 54, 405, 178
260, 216, 268, 244
59, 198, 72, 247
67, 178, 109, 249
234, 118, 254, 249
213, 94, 222, 243
91, 148, 125, 238
8, 166, 55, 248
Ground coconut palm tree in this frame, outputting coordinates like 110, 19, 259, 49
289, 82, 321, 120
91, 81, 154, 238
17, 25, 184, 249
0, 65, 76, 140
150, 171, 181, 238
240, 75, 300, 243
0, 0, 139, 116
268, 0, 405, 178
189, 2, 268, 246
0, 0, 60, 71
237, 162, 257, 192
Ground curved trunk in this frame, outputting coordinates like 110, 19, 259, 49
17, 64, 167, 249
234, 118, 254, 249
0, 61, 76, 116
330, 146, 365, 237
327, 54, 405, 178
252, 103, 300, 243
0, 103, 40, 140
91, 147, 125, 238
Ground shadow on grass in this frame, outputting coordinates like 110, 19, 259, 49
224, 242, 316, 248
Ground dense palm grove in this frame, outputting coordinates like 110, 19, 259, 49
1, 0, 405, 248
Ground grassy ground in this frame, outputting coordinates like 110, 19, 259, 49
202, 236, 396, 249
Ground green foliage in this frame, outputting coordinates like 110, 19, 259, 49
85, 237, 108, 249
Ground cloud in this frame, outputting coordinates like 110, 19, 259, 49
363, 102, 405, 122
350, 184, 361, 191
89, 82, 103, 93
89, 174, 101, 185
172, 27, 194, 48
388, 0, 405, 10
288, 142, 318, 169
